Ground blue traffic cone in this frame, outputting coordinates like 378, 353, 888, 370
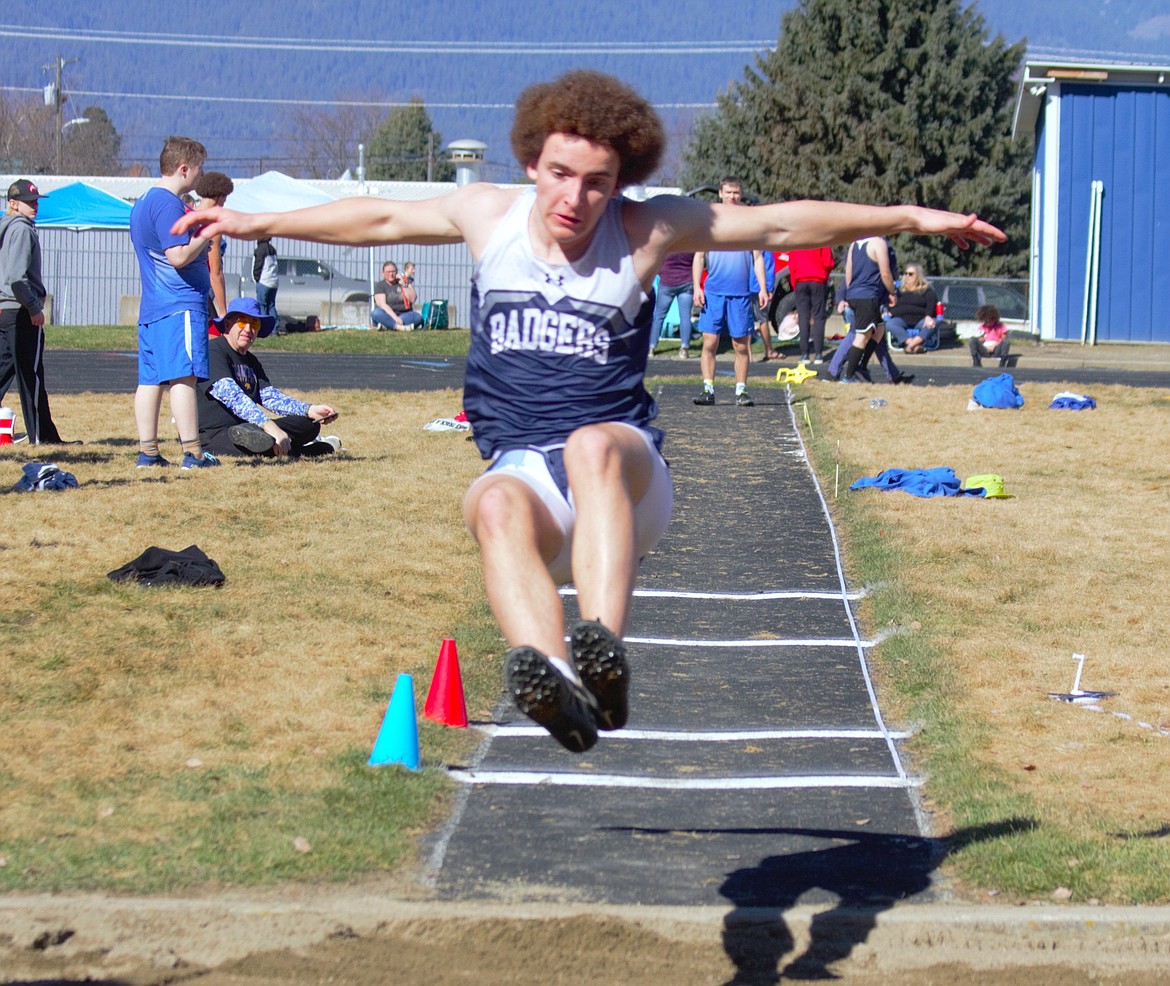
368, 673, 420, 770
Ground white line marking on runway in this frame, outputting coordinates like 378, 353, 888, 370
560, 587, 865, 601
625, 636, 875, 648
478, 725, 912, 741
450, 771, 922, 790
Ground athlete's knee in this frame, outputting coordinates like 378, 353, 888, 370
564, 424, 625, 478
566, 425, 653, 502
465, 478, 530, 541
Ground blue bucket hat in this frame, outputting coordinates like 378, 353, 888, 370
213, 297, 276, 338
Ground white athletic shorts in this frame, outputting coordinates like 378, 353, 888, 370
467, 423, 673, 586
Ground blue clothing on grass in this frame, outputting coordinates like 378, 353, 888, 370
1049, 392, 1096, 410
972, 373, 1024, 409
851, 467, 963, 498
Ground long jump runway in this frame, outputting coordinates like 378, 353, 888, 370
427, 383, 937, 908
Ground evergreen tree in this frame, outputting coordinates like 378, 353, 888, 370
61, 105, 122, 175
681, 0, 1031, 276
367, 99, 455, 182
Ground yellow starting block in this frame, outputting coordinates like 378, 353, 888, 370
775, 362, 818, 385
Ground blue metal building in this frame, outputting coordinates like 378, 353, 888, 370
1014, 58, 1170, 343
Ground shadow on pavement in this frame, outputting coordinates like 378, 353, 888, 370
713, 817, 1037, 984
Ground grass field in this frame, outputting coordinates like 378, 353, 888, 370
803, 379, 1170, 902
1, 367, 1168, 903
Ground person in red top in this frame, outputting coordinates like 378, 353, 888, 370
786, 245, 835, 363
969, 304, 1010, 366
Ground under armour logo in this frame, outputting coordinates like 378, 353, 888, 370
544, 273, 565, 286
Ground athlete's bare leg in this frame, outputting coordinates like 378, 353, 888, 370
699, 330, 719, 383
564, 422, 655, 636
463, 475, 566, 659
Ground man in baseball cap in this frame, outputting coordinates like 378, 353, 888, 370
0, 178, 74, 444
7, 179, 47, 203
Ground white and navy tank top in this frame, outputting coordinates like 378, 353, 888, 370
846, 237, 891, 301
463, 190, 661, 459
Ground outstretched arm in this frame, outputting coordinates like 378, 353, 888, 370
644, 196, 1005, 255
171, 183, 518, 259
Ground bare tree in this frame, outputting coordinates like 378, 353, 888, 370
281, 98, 382, 179
0, 93, 54, 174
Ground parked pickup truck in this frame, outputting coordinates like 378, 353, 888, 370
240, 257, 371, 323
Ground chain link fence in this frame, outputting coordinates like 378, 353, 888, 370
37, 228, 1029, 336
37, 228, 476, 329
823, 273, 1030, 328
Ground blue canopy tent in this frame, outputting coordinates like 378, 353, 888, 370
31, 182, 133, 325
35, 181, 131, 230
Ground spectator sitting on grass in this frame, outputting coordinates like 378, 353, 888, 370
371, 260, 422, 330
197, 297, 341, 459
969, 304, 1010, 367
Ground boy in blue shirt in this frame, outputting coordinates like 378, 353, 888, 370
129, 136, 219, 470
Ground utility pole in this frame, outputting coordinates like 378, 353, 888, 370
427, 132, 434, 183
43, 53, 80, 175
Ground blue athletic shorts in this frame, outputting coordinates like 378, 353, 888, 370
699, 293, 754, 338
138, 310, 209, 385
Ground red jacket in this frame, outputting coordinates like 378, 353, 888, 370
786, 247, 835, 285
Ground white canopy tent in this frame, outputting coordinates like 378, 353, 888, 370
222, 170, 337, 213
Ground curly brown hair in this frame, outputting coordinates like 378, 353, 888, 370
195, 171, 234, 201
510, 70, 664, 188
975, 304, 1001, 325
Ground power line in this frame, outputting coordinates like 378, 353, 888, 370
0, 85, 717, 111
0, 23, 774, 56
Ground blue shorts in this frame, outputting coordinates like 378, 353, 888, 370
138, 310, 209, 385
699, 294, 754, 338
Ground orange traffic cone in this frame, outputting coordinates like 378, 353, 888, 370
423, 637, 469, 727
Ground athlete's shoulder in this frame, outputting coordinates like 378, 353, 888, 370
446, 183, 524, 255
619, 194, 707, 277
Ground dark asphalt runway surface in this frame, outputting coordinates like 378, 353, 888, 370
427, 384, 935, 913
43, 348, 1170, 395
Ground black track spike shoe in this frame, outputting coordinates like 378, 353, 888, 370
570, 620, 630, 731
505, 646, 600, 753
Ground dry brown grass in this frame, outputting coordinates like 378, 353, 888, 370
806, 379, 1170, 839
0, 388, 490, 856
4, 375, 1168, 898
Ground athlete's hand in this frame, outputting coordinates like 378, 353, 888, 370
909, 207, 1006, 249
171, 206, 260, 242
263, 420, 292, 457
